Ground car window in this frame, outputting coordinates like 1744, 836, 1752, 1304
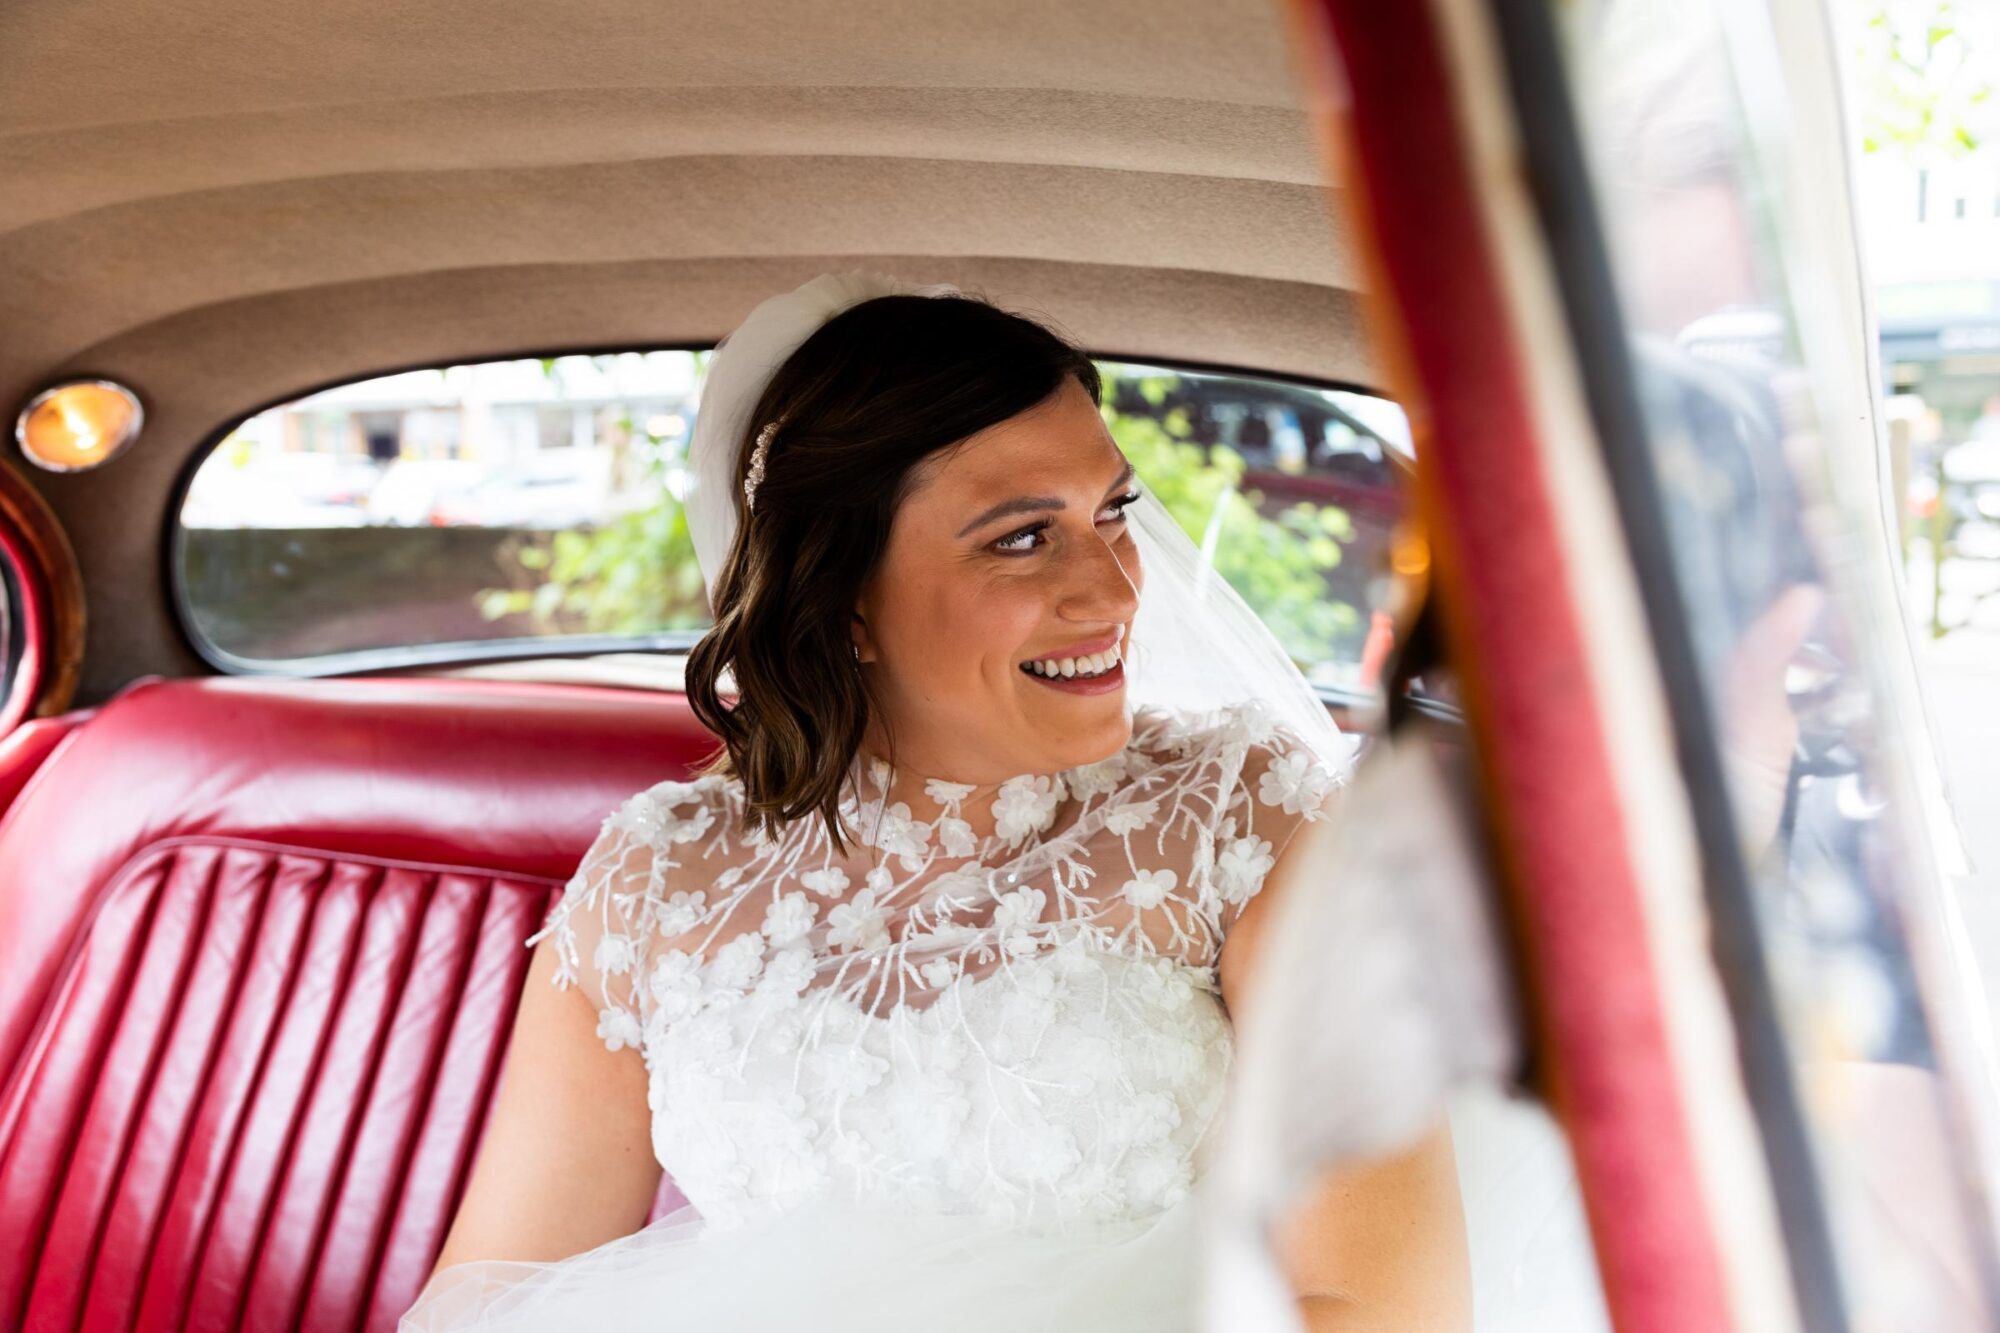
176, 354, 1409, 691
1553, 0, 1994, 1320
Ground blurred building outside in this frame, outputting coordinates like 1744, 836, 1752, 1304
1844, 1, 2000, 1033
186, 354, 699, 532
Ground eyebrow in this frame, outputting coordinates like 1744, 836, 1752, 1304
955, 460, 1136, 538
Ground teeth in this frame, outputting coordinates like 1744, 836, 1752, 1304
1024, 644, 1123, 678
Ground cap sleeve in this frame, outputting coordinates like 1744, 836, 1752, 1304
1207, 714, 1347, 939
526, 779, 721, 1054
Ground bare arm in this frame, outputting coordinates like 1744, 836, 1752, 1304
425, 934, 663, 1281
1218, 806, 1473, 1332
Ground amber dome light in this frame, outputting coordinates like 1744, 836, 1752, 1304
15, 380, 144, 472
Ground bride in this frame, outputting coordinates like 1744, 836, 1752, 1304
401, 274, 1471, 1330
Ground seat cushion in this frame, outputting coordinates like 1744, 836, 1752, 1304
0, 709, 92, 822
0, 676, 718, 1332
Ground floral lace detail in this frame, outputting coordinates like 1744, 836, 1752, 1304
529, 700, 1343, 1233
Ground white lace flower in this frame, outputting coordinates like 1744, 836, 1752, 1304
820, 1045, 891, 1096
1066, 752, 1128, 798
1107, 1090, 1183, 1146
827, 888, 891, 953
800, 867, 849, 899
665, 802, 717, 844
1258, 748, 1332, 815
924, 778, 977, 805
889, 1073, 971, 1159
993, 775, 1062, 844
1103, 797, 1158, 837
865, 866, 895, 895
1130, 955, 1197, 1010
935, 816, 976, 857
750, 1011, 806, 1057
682, 1008, 735, 1056
993, 886, 1046, 936
1212, 712, 1256, 749
919, 956, 961, 989
656, 889, 708, 936
1121, 868, 1178, 910
648, 948, 704, 1020
709, 933, 766, 990
605, 793, 668, 839
596, 1005, 642, 1052
872, 802, 932, 862
761, 891, 818, 945
1216, 836, 1276, 904
760, 945, 816, 997
592, 932, 638, 976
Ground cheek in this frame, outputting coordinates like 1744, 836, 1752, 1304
878, 565, 1041, 682
963, 583, 1048, 681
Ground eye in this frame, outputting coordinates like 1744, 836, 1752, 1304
1098, 490, 1141, 525
991, 520, 1051, 554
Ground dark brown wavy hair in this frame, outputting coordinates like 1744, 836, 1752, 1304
683, 291, 1101, 848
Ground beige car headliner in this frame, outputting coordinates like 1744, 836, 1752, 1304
0, 0, 1375, 701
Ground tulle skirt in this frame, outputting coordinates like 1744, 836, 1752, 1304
399, 1192, 1202, 1332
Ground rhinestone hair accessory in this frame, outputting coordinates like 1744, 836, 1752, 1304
743, 421, 778, 513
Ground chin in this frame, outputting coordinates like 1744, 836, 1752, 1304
1039, 705, 1134, 772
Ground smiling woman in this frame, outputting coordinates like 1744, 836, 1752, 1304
403, 273, 1460, 1331
683, 287, 1137, 840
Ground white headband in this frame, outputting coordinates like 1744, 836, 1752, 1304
683, 272, 960, 604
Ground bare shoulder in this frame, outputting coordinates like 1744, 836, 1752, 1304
1217, 782, 1345, 1024
426, 921, 661, 1279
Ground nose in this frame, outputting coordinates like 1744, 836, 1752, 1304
1055, 521, 1141, 625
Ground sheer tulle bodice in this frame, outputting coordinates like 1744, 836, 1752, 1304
529, 702, 1338, 1235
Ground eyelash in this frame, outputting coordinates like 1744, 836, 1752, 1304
992, 491, 1141, 555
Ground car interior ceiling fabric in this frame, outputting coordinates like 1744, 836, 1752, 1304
0, 0, 1380, 705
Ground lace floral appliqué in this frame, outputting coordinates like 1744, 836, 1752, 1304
528, 700, 1344, 1234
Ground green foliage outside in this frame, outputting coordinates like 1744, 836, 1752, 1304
1099, 368, 1360, 669
476, 354, 712, 634
1852, 2, 1995, 162
477, 363, 1360, 671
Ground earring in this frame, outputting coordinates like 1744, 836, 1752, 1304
852, 643, 862, 665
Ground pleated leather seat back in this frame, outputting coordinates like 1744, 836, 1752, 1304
0, 677, 716, 1332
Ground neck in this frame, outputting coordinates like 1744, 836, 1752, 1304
853, 733, 1045, 844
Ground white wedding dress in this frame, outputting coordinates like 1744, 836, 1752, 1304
400, 700, 1339, 1331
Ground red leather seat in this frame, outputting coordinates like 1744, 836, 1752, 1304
0, 676, 718, 1332
0, 711, 93, 822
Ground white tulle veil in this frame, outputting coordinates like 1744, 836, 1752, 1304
682, 271, 1361, 780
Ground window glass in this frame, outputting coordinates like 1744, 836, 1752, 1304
1553, 0, 1994, 1323
178, 354, 708, 666
177, 355, 1409, 689
1098, 363, 1409, 694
